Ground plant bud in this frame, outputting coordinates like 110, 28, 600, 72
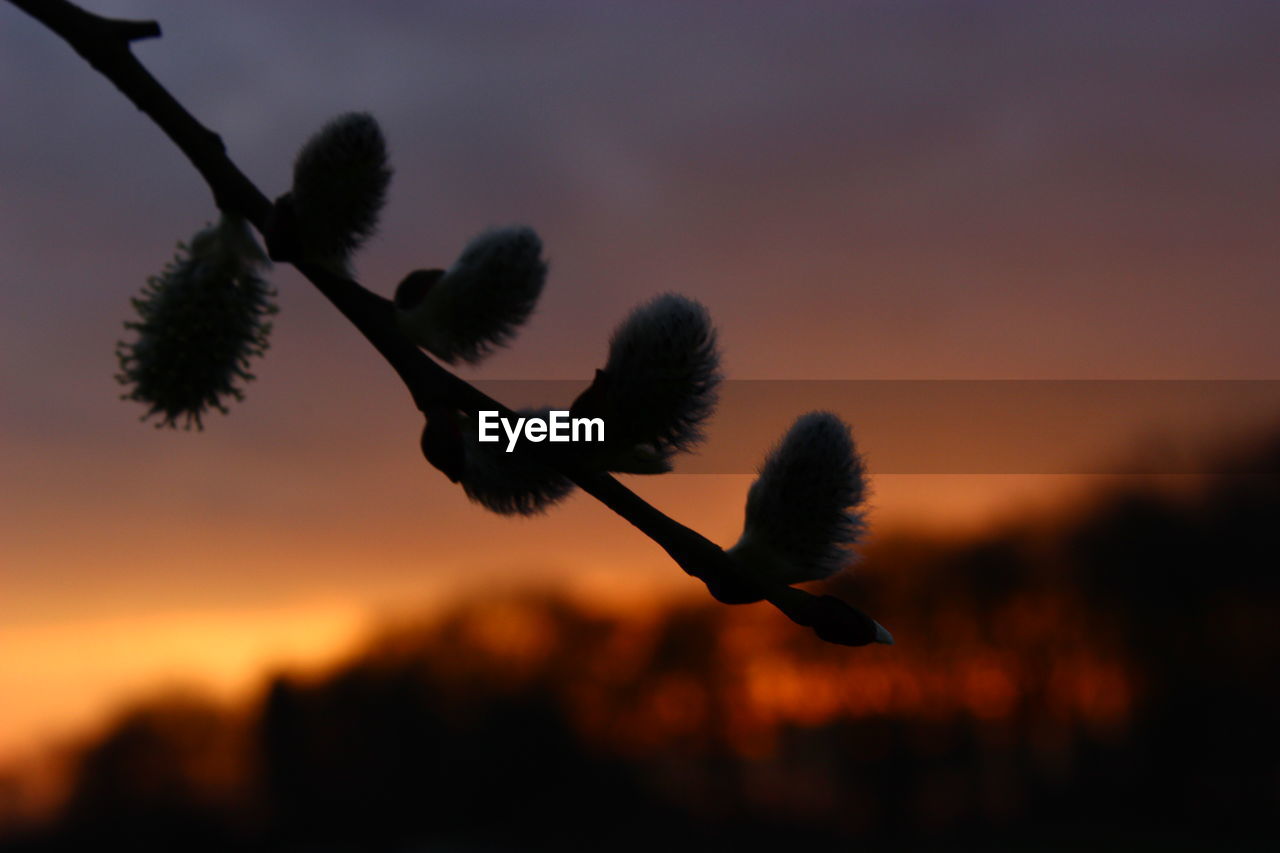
116, 214, 276, 429
571, 293, 721, 473
395, 226, 547, 364
290, 111, 391, 267
728, 411, 867, 583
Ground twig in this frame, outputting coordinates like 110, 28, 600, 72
7, 0, 885, 645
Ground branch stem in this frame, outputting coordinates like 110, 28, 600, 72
7, 0, 880, 645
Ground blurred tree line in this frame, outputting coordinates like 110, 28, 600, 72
3, 435, 1277, 852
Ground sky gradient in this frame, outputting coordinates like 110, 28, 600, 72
3, 0, 1279, 765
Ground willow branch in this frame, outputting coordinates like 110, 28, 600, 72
8, 0, 880, 645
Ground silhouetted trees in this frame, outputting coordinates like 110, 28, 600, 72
5, 434, 1277, 851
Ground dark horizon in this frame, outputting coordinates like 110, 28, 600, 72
3, 428, 1278, 848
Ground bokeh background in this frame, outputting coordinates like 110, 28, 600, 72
2, 0, 1278, 848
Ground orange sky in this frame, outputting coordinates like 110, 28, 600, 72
3, 0, 1279, 767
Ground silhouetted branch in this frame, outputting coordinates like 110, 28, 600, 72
7, 0, 887, 645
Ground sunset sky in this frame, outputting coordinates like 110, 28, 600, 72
2, 0, 1279, 766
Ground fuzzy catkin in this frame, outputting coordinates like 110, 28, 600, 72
729, 411, 867, 583
587, 293, 721, 472
291, 112, 391, 266
398, 227, 547, 365
116, 214, 276, 429
458, 408, 574, 515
